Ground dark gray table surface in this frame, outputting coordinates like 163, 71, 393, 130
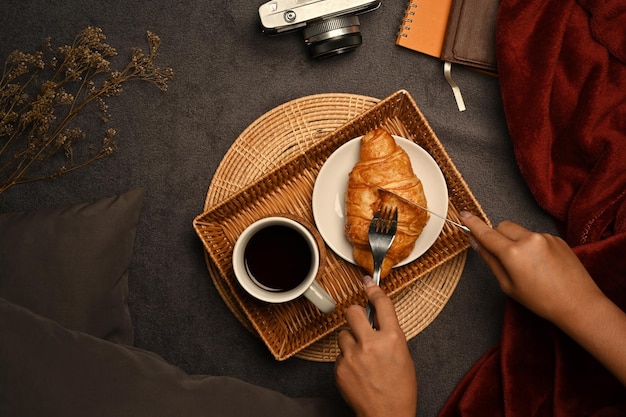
0, 2, 559, 415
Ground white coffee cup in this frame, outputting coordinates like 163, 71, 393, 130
232, 215, 335, 314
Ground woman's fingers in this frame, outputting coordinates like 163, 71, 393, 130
342, 282, 402, 343
344, 305, 372, 341
460, 212, 511, 253
364, 283, 401, 332
460, 212, 532, 255
495, 220, 533, 241
460, 212, 516, 290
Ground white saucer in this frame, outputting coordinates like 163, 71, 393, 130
312, 136, 448, 267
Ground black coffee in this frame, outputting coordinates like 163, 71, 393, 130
243, 225, 313, 292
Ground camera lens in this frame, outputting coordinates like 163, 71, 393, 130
303, 15, 363, 59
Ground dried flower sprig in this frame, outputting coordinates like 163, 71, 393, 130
0, 27, 174, 194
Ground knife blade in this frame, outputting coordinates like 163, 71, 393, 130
378, 187, 471, 234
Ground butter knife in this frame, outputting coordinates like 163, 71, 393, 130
378, 187, 471, 235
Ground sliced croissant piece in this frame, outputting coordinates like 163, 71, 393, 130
344, 128, 429, 278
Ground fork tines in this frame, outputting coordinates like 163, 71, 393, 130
372, 205, 398, 233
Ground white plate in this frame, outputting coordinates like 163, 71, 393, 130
312, 136, 448, 267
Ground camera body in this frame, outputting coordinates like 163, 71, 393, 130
259, 0, 381, 59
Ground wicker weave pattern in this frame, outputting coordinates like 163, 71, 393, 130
194, 90, 488, 360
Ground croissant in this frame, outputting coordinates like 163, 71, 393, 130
344, 128, 429, 278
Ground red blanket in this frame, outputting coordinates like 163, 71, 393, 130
440, 0, 626, 415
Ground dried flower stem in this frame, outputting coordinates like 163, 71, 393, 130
0, 27, 174, 194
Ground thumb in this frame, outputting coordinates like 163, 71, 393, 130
362, 276, 399, 330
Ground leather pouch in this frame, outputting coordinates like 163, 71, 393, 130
441, 0, 500, 74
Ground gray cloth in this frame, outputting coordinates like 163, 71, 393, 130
0, 297, 348, 417
0, 1, 559, 415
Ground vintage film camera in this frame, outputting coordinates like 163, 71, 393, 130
259, 0, 381, 59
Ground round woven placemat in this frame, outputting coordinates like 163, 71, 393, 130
203, 93, 466, 362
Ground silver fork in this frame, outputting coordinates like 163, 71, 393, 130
365, 205, 398, 327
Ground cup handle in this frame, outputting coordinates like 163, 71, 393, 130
303, 281, 336, 314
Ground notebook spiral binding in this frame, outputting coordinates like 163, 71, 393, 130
397, 3, 418, 37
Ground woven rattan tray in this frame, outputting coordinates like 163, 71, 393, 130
194, 90, 488, 360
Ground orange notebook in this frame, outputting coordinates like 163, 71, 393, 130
396, 0, 454, 58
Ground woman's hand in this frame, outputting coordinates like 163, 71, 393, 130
460, 211, 626, 386
334, 277, 417, 417
459, 211, 603, 325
